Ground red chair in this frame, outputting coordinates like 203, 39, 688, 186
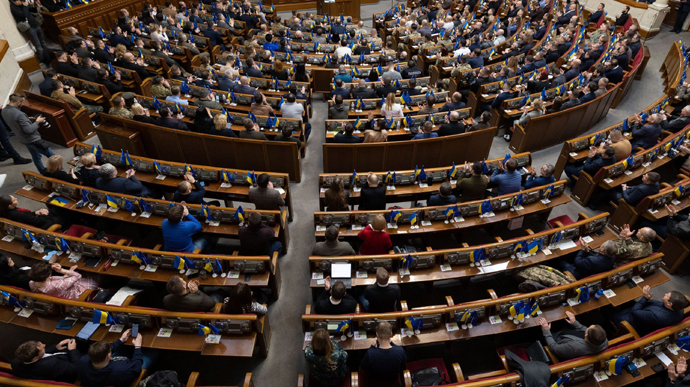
63, 224, 131, 245
548, 215, 575, 228
595, 12, 606, 28
405, 359, 451, 386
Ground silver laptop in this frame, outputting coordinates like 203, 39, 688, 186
331, 263, 352, 289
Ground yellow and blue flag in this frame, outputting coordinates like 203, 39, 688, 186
449, 162, 457, 178
198, 323, 220, 336
173, 255, 193, 271
49, 196, 69, 207
120, 150, 133, 167
93, 309, 117, 325
21, 229, 36, 243
469, 248, 485, 264
409, 212, 418, 226
54, 236, 70, 252
675, 185, 684, 197
336, 319, 351, 333
543, 184, 554, 198
479, 200, 493, 214
235, 206, 245, 222
106, 195, 118, 209
387, 210, 402, 223
575, 286, 590, 303
529, 301, 541, 316
91, 144, 102, 160
132, 250, 150, 265
1, 291, 24, 308
608, 357, 627, 375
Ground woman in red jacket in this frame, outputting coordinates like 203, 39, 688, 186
357, 214, 392, 255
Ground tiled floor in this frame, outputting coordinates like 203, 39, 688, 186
0, 8, 689, 386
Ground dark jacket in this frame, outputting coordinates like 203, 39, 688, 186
668, 213, 690, 240
492, 92, 515, 109
505, 349, 551, 387
173, 181, 206, 204
359, 182, 386, 210
156, 117, 189, 131
605, 66, 624, 84
631, 122, 662, 149
329, 104, 350, 119
315, 289, 357, 314
332, 87, 351, 99
351, 87, 377, 100
93, 48, 115, 64
56, 62, 80, 78
11, 345, 80, 382
97, 77, 123, 95
132, 114, 157, 124
439, 101, 466, 112
376, 85, 397, 98
661, 115, 690, 133
627, 297, 685, 336
588, 10, 603, 23
438, 121, 466, 136
622, 182, 660, 206
364, 283, 400, 313
244, 67, 264, 79
567, 250, 616, 280
582, 155, 616, 176
10, 2, 39, 27
333, 132, 360, 143
5, 207, 60, 229
121, 61, 150, 81
96, 176, 152, 197
39, 78, 54, 97
579, 92, 597, 104
77, 340, 142, 387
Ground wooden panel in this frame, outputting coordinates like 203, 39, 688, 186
205, 137, 237, 168
415, 139, 445, 168
176, 132, 210, 165
235, 141, 268, 172
354, 144, 385, 171
324, 146, 356, 173
384, 142, 415, 170
267, 143, 301, 179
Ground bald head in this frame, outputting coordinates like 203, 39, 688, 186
368, 173, 379, 186
240, 76, 249, 85
637, 227, 657, 242
450, 111, 459, 122
124, 52, 135, 62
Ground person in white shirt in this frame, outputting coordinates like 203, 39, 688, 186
334, 40, 353, 60
493, 30, 506, 46
381, 93, 404, 119
150, 24, 169, 43
454, 42, 471, 57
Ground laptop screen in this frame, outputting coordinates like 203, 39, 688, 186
331, 263, 351, 278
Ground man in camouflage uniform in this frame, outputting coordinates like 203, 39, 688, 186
514, 264, 574, 292
244, 35, 261, 50
108, 96, 133, 119
399, 24, 421, 52
355, 21, 367, 36
613, 224, 655, 266
418, 34, 437, 54
439, 57, 471, 88
151, 77, 172, 99
369, 29, 383, 44
272, 16, 285, 30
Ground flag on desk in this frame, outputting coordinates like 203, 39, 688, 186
355, 97, 363, 111
512, 193, 523, 208
521, 94, 531, 107
152, 96, 162, 110
448, 162, 457, 178
135, 197, 151, 213
482, 160, 489, 174
106, 195, 118, 209
622, 154, 634, 170
503, 153, 511, 165
1, 291, 24, 309
235, 206, 245, 222
49, 197, 69, 207
385, 117, 394, 129
93, 309, 117, 325
54, 236, 70, 252
91, 144, 102, 161
543, 184, 554, 198
65, 0, 73, 9
622, 118, 629, 132
221, 170, 234, 184
526, 239, 541, 255
513, 240, 525, 253
184, 164, 195, 177
198, 323, 220, 336
379, 96, 386, 107
246, 171, 256, 185
394, 79, 401, 88
405, 316, 422, 330
509, 301, 524, 319
529, 301, 541, 317
418, 166, 426, 181
516, 303, 527, 321
201, 203, 212, 221
387, 210, 402, 223
204, 258, 217, 273
120, 150, 133, 167
444, 206, 455, 218
354, 118, 363, 129
675, 185, 684, 197
589, 133, 600, 146
550, 231, 562, 246
173, 255, 194, 271
479, 200, 493, 214
180, 82, 190, 94
248, 112, 257, 124
384, 171, 392, 185
428, 114, 434, 125
132, 250, 150, 266
81, 188, 89, 204
469, 248, 485, 264
608, 357, 627, 375
575, 286, 590, 303
336, 319, 351, 333
541, 88, 547, 101
409, 212, 418, 227
459, 310, 471, 324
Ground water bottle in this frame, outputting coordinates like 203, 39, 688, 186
594, 289, 603, 300
350, 102, 354, 112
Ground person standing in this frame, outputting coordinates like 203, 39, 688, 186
0, 106, 30, 165
673, 0, 690, 33
10, 0, 47, 57
2, 94, 54, 173
360, 322, 407, 385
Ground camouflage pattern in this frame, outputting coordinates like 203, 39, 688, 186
151, 84, 171, 99
613, 238, 652, 266
515, 264, 574, 287
108, 107, 134, 119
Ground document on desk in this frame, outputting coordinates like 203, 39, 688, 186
106, 286, 144, 306
655, 351, 673, 366
77, 321, 100, 340
555, 240, 577, 250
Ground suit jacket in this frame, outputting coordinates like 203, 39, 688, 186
359, 183, 386, 210
97, 77, 123, 95
203, 29, 223, 47
439, 101, 466, 112
517, 62, 536, 75
11, 346, 80, 382
622, 182, 660, 206
157, 117, 189, 130
557, 10, 575, 24
467, 56, 484, 69
438, 121, 466, 136
583, 155, 616, 176
375, 85, 397, 99
631, 122, 661, 149
352, 87, 377, 99
244, 67, 264, 79
96, 176, 152, 197
121, 61, 150, 81
661, 115, 690, 132
563, 68, 579, 82
56, 62, 79, 77
364, 283, 400, 313
605, 66, 624, 84
492, 92, 515, 109
543, 321, 608, 360
629, 297, 685, 336
561, 98, 581, 110
332, 87, 351, 99
314, 290, 357, 314
588, 10, 603, 24
78, 65, 98, 82
234, 84, 256, 95
569, 250, 616, 279
579, 92, 596, 104
248, 186, 285, 211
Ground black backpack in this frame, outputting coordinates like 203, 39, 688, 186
144, 371, 181, 387
411, 367, 445, 386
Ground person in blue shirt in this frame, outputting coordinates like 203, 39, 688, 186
412, 121, 439, 140
202, 22, 223, 48
334, 66, 352, 84
165, 86, 189, 105
162, 203, 208, 253
612, 172, 661, 206
611, 286, 688, 336
262, 33, 279, 51
331, 79, 352, 99
524, 163, 555, 189
428, 182, 457, 206
78, 330, 157, 387
489, 158, 522, 195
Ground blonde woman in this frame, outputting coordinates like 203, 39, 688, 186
42, 155, 79, 184
199, 52, 212, 70
304, 329, 348, 387
357, 214, 392, 255
77, 153, 100, 188
212, 113, 238, 137
381, 92, 404, 119
131, 103, 157, 124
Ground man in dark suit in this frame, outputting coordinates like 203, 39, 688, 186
331, 19, 346, 35
661, 106, 690, 132
588, 3, 605, 24
401, 59, 423, 79
517, 55, 537, 75
109, 26, 132, 48
467, 48, 484, 68
314, 278, 357, 314
55, 51, 79, 77
556, 3, 577, 27
234, 76, 256, 95
579, 82, 598, 104
203, 22, 223, 48
351, 79, 377, 99
400, 79, 422, 96
77, 57, 98, 82
604, 59, 624, 84
120, 53, 150, 82
11, 339, 80, 382
96, 163, 154, 197
39, 69, 57, 97
539, 312, 608, 361
332, 79, 351, 99
556, 239, 616, 280
93, 39, 115, 64
630, 113, 662, 149
439, 92, 466, 111
359, 173, 386, 210
353, 39, 371, 55
534, 20, 547, 40
438, 111, 466, 136
673, 0, 690, 33
564, 146, 616, 182
375, 76, 397, 99
615, 172, 661, 206
491, 83, 515, 109
612, 286, 688, 336
361, 268, 401, 313
244, 58, 264, 78
156, 108, 189, 130
545, 43, 561, 64
564, 60, 580, 82
96, 68, 122, 95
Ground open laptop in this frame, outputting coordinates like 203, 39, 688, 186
331, 263, 352, 289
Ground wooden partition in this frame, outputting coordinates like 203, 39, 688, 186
24, 91, 96, 142
96, 114, 302, 182
322, 128, 496, 173
508, 84, 620, 153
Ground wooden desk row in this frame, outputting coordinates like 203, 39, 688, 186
314, 180, 569, 238
94, 113, 303, 182
17, 171, 288, 252
554, 94, 673, 180
301, 254, 667, 352
71, 142, 295, 221
571, 125, 690, 207
318, 152, 533, 208
322, 127, 497, 173
0, 284, 269, 357
325, 96, 457, 120
0, 218, 281, 295
308, 212, 612, 292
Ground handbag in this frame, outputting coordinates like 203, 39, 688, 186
17, 21, 30, 32
33, 12, 44, 25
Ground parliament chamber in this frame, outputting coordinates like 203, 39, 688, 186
1, 0, 690, 385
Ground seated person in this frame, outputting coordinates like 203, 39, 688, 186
653, 204, 690, 240
333, 123, 360, 143
42, 155, 79, 184
156, 107, 189, 130
78, 330, 155, 387
439, 92, 466, 111
314, 278, 357, 314
611, 286, 689, 336
29, 262, 97, 300
238, 212, 283, 257
304, 329, 348, 387
359, 173, 386, 210
96, 163, 154, 197
11, 339, 79, 382
360, 322, 407, 385
329, 94, 349, 119
0, 195, 64, 230
240, 120, 268, 140
489, 158, 521, 195
221, 282, 267, 315
524, 163, 555, 189
612, 224, 655, 265
274, 126, 302, 149
162, 203, 207, 253
438, 111, 466, 136
324, 176, 350, 211
667, 356, 689, 387
612, 172, 661, 207
412, 121, 438, 140
0, 255, 30, 290
249, 173, 286, 211
173, 172, 219, 206
358, 214, 392, 255
456, 161, 489, 202
163, 275, 217, 312
428, 182, 457, 206
539, 311, 608, 360
77, 152, 100, 188
312, 226, 356, 256
361, 267, 400, 313
556, 239, 617, 280
630, 113, 662, 150
564, 146, 616, 182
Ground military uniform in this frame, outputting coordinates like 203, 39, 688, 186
151, 84, 172, 99
515, 265, 574, 287
181, 41, 200, 56
108, 107, 134, 119
399, 31, 421, 51
419, 41, 436, 54
440, 63, 471, 88
244, 40, 261, 50
613, 238, 653, 266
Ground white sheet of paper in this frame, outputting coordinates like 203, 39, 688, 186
655, 351, 673, 366
556, 240, 578, 250
106, 286, 144, 306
